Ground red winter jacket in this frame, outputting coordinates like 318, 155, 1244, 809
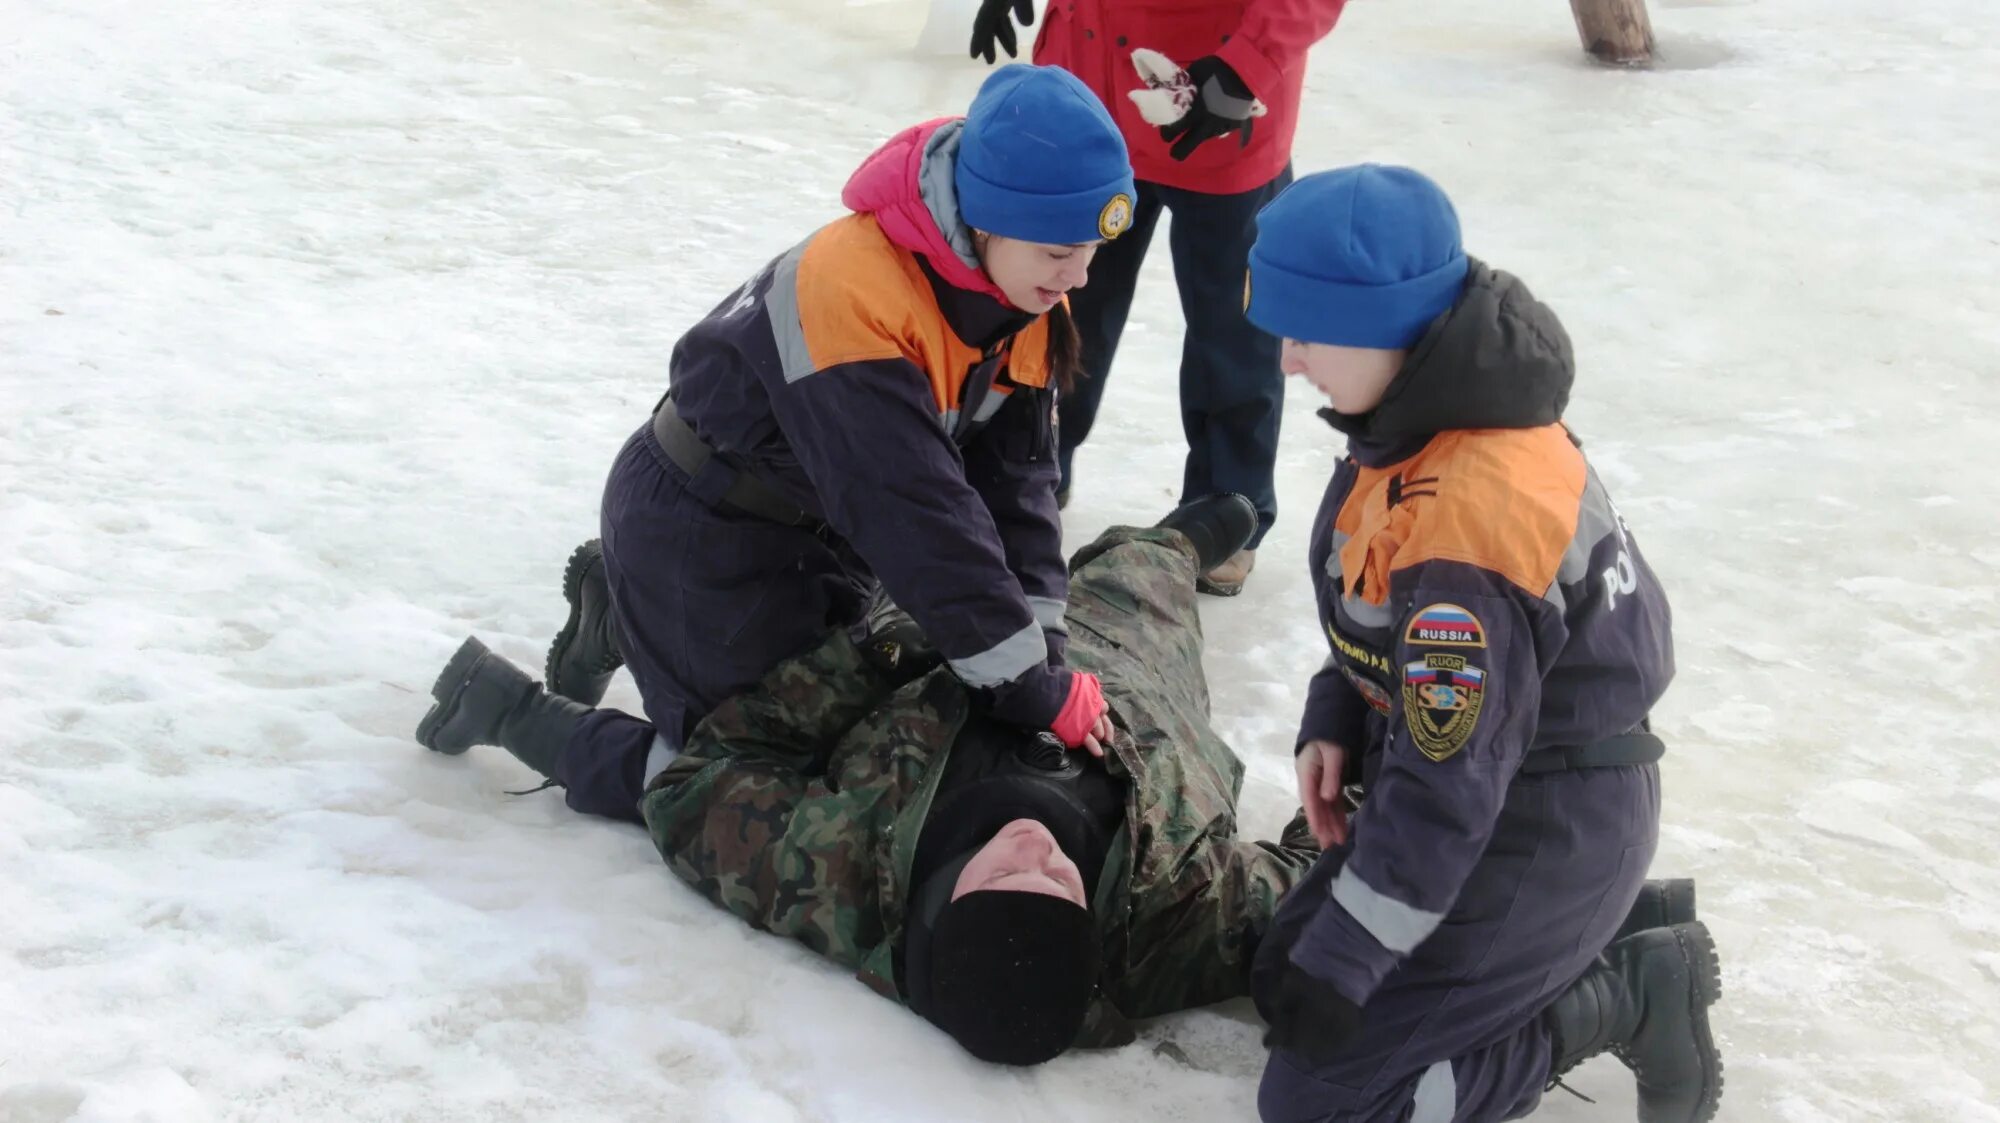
1034, 0, 1347, 195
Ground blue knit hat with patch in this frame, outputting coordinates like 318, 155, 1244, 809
1246, 165, 1470, 349
956, 65, 1137, 246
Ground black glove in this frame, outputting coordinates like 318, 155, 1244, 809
1252, 910, 1363, 1067
970, 0, 1036, 65
1160, 56, 1257, 161
1258, 960, 1363, 1065
849, 585, 941, 679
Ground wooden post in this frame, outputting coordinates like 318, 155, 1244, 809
1570, 0, 1655, 66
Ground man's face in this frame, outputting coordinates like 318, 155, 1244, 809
953, 818, 1088, 907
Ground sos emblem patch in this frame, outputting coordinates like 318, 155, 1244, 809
1402, 653, 1486, 762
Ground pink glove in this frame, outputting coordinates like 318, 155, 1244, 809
1049, 671, 1108, 749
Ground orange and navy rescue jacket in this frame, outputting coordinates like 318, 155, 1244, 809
1287, 263, 1676, 1003
666, 119, 1074, 725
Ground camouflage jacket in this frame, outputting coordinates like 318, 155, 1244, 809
639, 526, 1317, 1043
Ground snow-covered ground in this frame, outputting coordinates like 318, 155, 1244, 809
4, 0, 1997, 1118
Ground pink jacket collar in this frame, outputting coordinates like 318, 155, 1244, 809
841, 118, 1014, 308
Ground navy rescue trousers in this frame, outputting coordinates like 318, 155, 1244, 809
1059, 169, 1291, 548
1258, 763, 1661, 1123
549, 424, 867, 823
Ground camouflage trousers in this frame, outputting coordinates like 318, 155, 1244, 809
625, 525, 1316, 1018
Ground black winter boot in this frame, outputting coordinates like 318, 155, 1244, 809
545, 539, 624, 706
1615, 878, 1698, 944
1158, 494, 1257, 574
417, 637, 591, 781
1545, 920, 1725, 1123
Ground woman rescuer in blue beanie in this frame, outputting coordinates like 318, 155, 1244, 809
1243, 165, 1723, 1123
414, 66, 1145, 1065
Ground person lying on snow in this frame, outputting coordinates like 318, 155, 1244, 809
414, 498, 1694, 1067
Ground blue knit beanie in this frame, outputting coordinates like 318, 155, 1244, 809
1246, 165, 1470, 349
956, 65, 1137, 246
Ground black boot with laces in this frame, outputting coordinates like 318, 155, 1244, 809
1543, 920, 1725, 1123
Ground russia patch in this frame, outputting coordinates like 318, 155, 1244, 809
1405, 603, 1486, 648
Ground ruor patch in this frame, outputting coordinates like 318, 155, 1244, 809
1402, 653, 1485, 761
1405, 603, 1486, 648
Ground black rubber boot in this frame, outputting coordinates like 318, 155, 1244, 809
1157, 494, 1257, 574
1545, 920, 1725, 1123
545, 539, 624, 706
1615, 878, 1698, 944
417, 637, 591, 781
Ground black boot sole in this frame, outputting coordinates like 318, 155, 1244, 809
416, 637, 490, 755
546, 540, 620, 702
1662, 920, 1725, 1123
1195, 573, 1247, 597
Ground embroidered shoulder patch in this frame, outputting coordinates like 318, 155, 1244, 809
1405, 603, 1486, 648
1403, 653, 1486, 762
1341, 666, 1395, 715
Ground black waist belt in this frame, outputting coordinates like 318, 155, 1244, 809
1519, 731, 1665, 776
650, 397, 822, 530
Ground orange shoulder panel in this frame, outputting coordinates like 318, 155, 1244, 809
790, 217, 1053, 406
794, 216, 939, 374
1338, 426, 1586, 604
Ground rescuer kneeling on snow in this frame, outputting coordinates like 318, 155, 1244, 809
416, 64, 1156, 828
1245, 165, 1724, 1123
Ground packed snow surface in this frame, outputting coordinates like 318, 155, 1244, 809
4, 0, 1997, 1119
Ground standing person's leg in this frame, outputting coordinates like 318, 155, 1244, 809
1160, 169, 1292, 583
1057, 184, 1166, 502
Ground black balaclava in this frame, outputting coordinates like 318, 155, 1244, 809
901, 729, 1108, 1065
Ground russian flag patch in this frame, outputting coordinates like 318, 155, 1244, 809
1405, 603, 1486, 648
